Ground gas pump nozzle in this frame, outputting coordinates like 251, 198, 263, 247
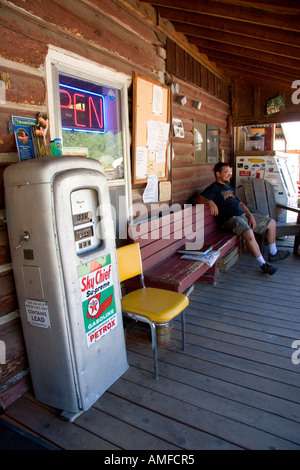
15, 231, 30, 250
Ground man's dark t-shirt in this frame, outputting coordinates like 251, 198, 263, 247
201, 181, 244, 227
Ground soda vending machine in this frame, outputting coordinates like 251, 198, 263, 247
4, 156, 128, 421
235, 152, 298, 223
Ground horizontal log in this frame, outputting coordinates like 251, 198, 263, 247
0, 24, 47, 69
173, 130, 194, 145
172, 78, 231, 111
172, 166, 203, 180
0, 373, 30, 411
0, 221, 11, 265
72, 0, 159, 45
173, 103, 228, 129
172, 154, 194, 167
0, 269, 18, 316
172, 142, 194, 156
0, 66, 45, 106
0, 3, 158, 73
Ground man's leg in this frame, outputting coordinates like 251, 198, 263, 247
243, 228, 261, 258
265, 219, 276, 245
223, 216, 277, 274
242, 228, 277, 275
264, 219, 291, 261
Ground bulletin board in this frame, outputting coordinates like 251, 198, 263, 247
132, 73, 171, 184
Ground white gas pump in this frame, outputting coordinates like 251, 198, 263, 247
4, 156, 128, 421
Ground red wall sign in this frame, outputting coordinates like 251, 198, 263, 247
60, 84, 105, 133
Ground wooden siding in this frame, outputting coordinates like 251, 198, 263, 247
170, 78, 231, 204
166, 39, 230, 104
165, 40, 232, 205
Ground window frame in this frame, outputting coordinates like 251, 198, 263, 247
45, 46, 132, 224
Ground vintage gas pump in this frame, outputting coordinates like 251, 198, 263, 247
4, 156, 128, 421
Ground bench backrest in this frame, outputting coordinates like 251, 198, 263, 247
128, 205, 217, 271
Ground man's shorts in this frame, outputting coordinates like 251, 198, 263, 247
222, 213, 272, 237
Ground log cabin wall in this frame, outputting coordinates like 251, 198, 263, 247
0, 0, 232, 409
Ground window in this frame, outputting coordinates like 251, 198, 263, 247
207, 125, 220, 163
46, 47, 132, 243
194, 120, 206, 164
194, 120, 220, 164
59, 74, 124, 180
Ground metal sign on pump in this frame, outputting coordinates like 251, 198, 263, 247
4, 156, 128, 421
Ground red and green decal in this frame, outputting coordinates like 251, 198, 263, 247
78, 254, 117, 347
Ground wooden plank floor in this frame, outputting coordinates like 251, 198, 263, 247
1, 239, 300, 450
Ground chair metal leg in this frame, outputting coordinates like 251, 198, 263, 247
123, 311, 186, 380
181, 310, 186, 351
294, 233, 300, 255
149, 322, 159, 379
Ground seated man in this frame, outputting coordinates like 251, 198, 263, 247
195, 162, 290, 275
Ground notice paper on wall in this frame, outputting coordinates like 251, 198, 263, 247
136, 146, 148, 178
152, 84, 163, 115
159, 181, 171, 201
143, 174, 158, 203
147, 120, 170, 153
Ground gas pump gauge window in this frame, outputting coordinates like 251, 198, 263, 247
71, 189, 101, 255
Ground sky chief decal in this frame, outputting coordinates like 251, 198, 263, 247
78, 254, 117, 347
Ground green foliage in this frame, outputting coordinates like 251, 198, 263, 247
62, 130, 123, 168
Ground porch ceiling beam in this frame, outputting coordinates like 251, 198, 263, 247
203, 0, 300, 16
174, 23, 300, 60
185, 36, 300, 70
155, 7, 300, 48
201, 49, 300, 80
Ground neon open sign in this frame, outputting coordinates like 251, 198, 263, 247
59, 84, 106, 134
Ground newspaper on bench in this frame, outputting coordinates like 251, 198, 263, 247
177, 247, 221, 267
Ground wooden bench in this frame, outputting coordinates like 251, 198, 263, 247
126, 205, 241, 294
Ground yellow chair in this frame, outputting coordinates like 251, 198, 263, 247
116, 243, 189, 379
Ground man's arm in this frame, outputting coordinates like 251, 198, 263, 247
195, 194, 219, 216
240, 202, 257, 229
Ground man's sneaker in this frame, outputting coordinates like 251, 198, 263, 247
260, 263, 278, 275
268, 250, 291, 262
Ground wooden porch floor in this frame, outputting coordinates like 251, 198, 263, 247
1, 240, 300, 450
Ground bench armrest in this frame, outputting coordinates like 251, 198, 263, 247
277, 204, 300, 214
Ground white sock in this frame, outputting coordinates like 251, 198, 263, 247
269, 243, 277, 256
256, 255, 266, 266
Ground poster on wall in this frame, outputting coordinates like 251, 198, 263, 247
11, 116, 36, 161
77, 253, 117, 348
